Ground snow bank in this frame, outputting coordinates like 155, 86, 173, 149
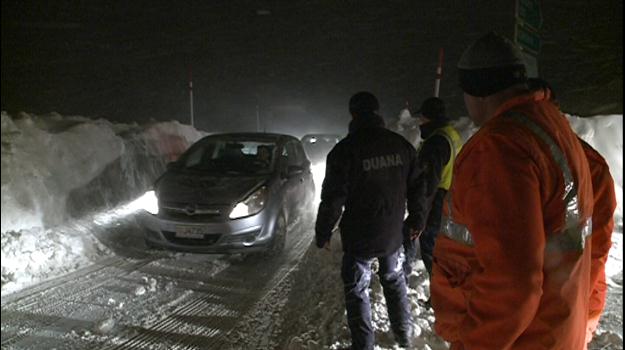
1, 112, 203, 233
1, 111, 204, 294
567, 114, 623, 228
1, 112, 123, 233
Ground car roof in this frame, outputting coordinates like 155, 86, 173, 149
301, 133, 342, 139
199, 132, 299, 143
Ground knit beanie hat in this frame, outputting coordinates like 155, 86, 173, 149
417, 97, 447, 121
458, 31, 527, 97
349, 91, 380, 114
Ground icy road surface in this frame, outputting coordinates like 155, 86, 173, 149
1, 215, 622, 350
1, 215, 313, 350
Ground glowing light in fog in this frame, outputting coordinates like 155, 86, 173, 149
311, 162, 326, 205
92, 191, 157, 225
134, 190, 159, 215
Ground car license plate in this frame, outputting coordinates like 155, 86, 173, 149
175, 226, 206, 239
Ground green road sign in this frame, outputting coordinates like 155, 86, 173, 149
517, 0, 542, 30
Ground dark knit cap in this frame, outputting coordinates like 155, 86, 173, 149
349, 91, 380, 114
417, 97, 446, 120
458, 31, 527, 97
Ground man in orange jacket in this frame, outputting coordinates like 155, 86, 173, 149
528, 77, 618, 344
431, 32, 595, 349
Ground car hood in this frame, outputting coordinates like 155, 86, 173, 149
156, 171, 269, 206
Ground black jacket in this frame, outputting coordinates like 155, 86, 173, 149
315, 114, 420, 258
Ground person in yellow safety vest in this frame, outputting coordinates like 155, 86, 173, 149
402, 97, 463, 302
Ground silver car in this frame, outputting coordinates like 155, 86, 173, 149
140, 133, 316, 254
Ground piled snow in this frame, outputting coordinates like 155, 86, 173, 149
1, 112, 123, 233
567, 114, 623, 228
1, 111, 205, 294
1, 112, 204, 233
1, 220, 110, 295
386, 108, 420, 147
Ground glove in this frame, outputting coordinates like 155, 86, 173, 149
315, 235, 329, 249
409, 227, 423, 240
403, 221, 423, 241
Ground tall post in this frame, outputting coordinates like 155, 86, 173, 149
434, 48, 444, 97
189, 65, 195, 127
256, 104, 261, 132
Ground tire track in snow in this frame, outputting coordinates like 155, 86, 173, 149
1, 257, 156, 348
101, 221, 313, 349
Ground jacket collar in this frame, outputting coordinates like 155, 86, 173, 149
420, 119, 450, 139
492, 90, 545, 121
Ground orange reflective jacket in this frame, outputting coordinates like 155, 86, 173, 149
431, 91, 594, 350
580, 140, 617, 343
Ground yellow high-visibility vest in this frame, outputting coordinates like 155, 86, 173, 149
418, 125, 463, 190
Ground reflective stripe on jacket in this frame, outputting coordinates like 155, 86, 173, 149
431, 91, 594, 350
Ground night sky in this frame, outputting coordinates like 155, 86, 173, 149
2, 1, 622, 136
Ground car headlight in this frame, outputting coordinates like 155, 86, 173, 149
139, 190, 159, 215
229, 186, 267, 219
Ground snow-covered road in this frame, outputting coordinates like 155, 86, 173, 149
3, 214, 621, 350
1, 216, 314, 349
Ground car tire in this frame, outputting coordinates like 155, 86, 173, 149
268, 213, 287, 256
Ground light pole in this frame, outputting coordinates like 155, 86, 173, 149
189, 65, 194, 127
434, 48, 444, 97
256, 104, 261, 132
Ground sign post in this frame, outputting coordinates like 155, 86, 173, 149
433, 48, 444, 97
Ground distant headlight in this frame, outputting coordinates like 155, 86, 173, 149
229, 186, 267, 219
139, 190, 159, 215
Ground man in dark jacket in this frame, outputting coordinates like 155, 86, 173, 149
315, 91, 422, 350
403, 97, 463, 289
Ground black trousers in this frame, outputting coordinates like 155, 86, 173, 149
402, 231, 418, 280
404, 188, 447, 278
341, 249, 412, 350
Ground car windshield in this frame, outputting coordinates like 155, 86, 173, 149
179, 138, 277, 175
